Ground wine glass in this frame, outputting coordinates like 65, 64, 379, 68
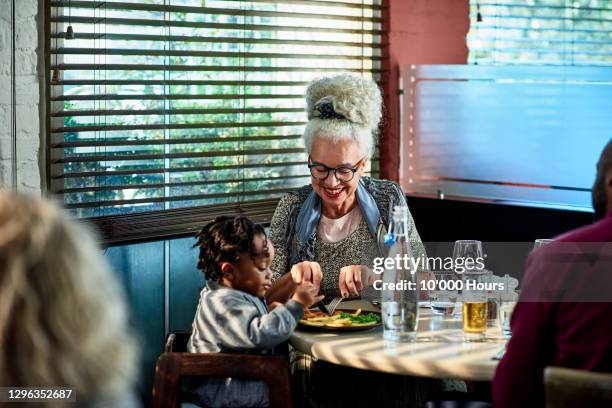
453, 240, 484, 261
533, 238, 553, 251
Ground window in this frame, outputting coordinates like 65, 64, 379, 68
401, 2, 612, 211
47, 0, 382, 242
401, 64, 612, 212
468, 0, 612, 66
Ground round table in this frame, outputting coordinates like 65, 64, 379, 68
290, 301, 506, 381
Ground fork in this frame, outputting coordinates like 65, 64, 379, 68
315, 296, 343, 315
326, 297, 343, 315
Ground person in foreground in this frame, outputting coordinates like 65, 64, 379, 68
0, 191, 139, 407
493, 139, 612, 407
187, 216, 323, 408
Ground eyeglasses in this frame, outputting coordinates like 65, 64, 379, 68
307, 156, 366, 183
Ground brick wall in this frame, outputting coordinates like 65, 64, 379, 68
380, 0, 469, 181
0, 0, 44, 193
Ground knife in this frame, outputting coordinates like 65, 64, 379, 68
315, 300, 331, 315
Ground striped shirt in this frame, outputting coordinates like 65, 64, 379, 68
187, 281, 303, 407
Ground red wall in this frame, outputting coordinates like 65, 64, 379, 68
380, 0, 469, 182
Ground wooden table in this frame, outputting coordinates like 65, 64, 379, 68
290, 301, 506, 381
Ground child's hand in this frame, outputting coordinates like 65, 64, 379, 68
268, 301, 283, 311
291, 281, 324, 309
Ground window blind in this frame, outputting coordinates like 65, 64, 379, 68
468, 0, 612, 66
401, 64, 612, 212
46, 0, 382, 242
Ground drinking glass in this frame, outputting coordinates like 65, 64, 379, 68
462, 301, 488, 341
452, 240, 484, 319
453, 240, 484, 262
498, 301, 517, 339
429, 271, 460, 317
533, 239, 553, 251
461, 269, 490, 342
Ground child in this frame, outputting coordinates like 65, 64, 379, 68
187, 216, 323, 408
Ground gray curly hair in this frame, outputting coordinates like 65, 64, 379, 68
303, 74, 383, 158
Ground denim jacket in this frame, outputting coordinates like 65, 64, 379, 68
269, 177, 426, 280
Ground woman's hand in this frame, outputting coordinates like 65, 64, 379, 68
291, 281, 325, 309
338, 265, 377, 298
290, 261, 322, 289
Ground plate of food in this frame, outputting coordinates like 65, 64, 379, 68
299, 308, 382, 332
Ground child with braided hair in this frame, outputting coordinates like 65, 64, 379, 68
187, 216, 323, 407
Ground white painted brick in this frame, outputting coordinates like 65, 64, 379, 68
0, 75, 11, 104
0, 76, 42, 106
15, 1, 37, 22
15, 75, 40, 104
16, 130, 41, 144
0, 132, 13, 160
0, 134, 39, 161
0, 21, 8, 54
0, 0, 42, 194
0, 28, 10, 76
0, 133, 8, 152
0, 158, 12, 187
0, 104, 9, 131
15, 49, 38, 75
16, 25, 38, 50
17, 159, 41, 191
15, 103, 40, 136
16, 135, 38, 153
0, 2, 10, 23
18, 184, 41, 194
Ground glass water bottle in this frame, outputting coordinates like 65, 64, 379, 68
382, 205, 419, 342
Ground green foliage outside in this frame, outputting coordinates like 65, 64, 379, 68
59, 2, 312, 217
468, 0, 612, 66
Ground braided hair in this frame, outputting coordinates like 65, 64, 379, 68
194, 216, 268, 281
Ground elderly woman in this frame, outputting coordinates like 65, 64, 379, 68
266, 75, 453, 408
267, 74, 426, 303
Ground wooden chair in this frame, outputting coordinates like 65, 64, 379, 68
151, 331, 292, 408
545, 366, 612, 408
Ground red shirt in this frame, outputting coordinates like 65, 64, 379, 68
492, 213, 612, 407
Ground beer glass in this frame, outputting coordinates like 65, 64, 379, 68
462, 270, 489, 342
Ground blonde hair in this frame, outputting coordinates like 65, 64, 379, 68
303, 74, 383, 157
0, 192, 137, 405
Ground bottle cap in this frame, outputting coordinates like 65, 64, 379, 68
384, 233, 396, 246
